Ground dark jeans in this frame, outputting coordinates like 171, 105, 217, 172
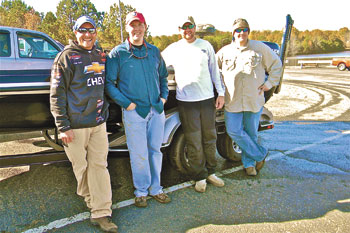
177, 98, 217, 181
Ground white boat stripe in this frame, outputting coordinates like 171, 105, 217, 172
0, 82, 50, 87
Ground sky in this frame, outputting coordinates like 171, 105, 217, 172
22, 0, 350, 36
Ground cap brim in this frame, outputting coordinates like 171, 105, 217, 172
180, 21, 194, 27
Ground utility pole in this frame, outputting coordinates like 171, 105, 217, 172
118, 0, 123, 42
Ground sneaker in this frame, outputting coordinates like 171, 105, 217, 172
150, 193, 171, 204
91, 216, 118, 233
134, 196, 147, 208
194, 179, 207, 193
207, 174, 225, 187
245, 167, 257, 176
256, 151, 269, 172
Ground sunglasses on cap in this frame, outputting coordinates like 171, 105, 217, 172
180, 24, 195, 30
234, 28, 249, 33
77, 28, 96, 34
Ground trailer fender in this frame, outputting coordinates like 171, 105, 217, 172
162, 110, 181, 147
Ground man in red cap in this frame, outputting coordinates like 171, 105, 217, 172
106, 12, 170, 208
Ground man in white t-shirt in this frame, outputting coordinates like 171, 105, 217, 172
162, 16, 225, 193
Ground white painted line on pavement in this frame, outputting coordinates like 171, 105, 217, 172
217, 165, 244, 176
267, 131, 349, 161
23, 180, 198, 232
23, 131, 349, 232
24, 212, 90, 233
111, 180, 196, 210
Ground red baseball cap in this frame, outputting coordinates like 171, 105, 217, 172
126, 12, 146, 25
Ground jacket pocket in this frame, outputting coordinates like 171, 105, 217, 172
82, 97, 98, 116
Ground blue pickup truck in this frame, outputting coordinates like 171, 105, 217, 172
0, 26, 63, 130
0, 15, 293, 172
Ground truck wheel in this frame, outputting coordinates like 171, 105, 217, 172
337, 63, 346, 71
216, 133, 242, 162
169, 129, 192, 174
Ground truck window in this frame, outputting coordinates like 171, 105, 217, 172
17, 32, 59, 59
0, 32, 11, 57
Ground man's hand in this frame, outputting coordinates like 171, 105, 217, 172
60, 129, 74, 146
161, 98, 166, 105
126, 102, 136, 111
216, 96, 225, 109
258, 84, 271, 95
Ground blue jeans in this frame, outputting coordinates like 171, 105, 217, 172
224, 109, 268, 168
123, 107, 165, 197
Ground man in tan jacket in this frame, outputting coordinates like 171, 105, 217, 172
216, 18, 282, 176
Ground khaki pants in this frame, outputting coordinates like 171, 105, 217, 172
64, 123, 112, 218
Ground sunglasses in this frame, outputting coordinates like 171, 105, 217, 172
234, 28, 249, 33
77, 28, 96, 34
180, 24, 195, 30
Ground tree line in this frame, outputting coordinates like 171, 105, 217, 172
1, 0, 349, 55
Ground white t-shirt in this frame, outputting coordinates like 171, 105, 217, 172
162, 38, 225, 102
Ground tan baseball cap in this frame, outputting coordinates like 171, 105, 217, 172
232, 18, 250, 32
180, 16, 196, 27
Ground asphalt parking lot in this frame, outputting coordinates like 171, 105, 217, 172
0, 68, 350, 232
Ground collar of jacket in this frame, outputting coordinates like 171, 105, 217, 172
124, 38, 150, 51
231, 39, 250, 51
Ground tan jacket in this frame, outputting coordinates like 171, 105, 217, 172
216, 40, 282, 113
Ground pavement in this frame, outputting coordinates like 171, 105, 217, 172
1, 121, 349, 232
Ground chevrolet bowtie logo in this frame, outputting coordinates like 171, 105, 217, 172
84, 62, 105, 74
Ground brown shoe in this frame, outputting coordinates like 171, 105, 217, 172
256, 151, 269, 172
245, 167, 257, 176
91, 216, 118, 233
134, 196, 147, 207
150, 193, 171, 204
